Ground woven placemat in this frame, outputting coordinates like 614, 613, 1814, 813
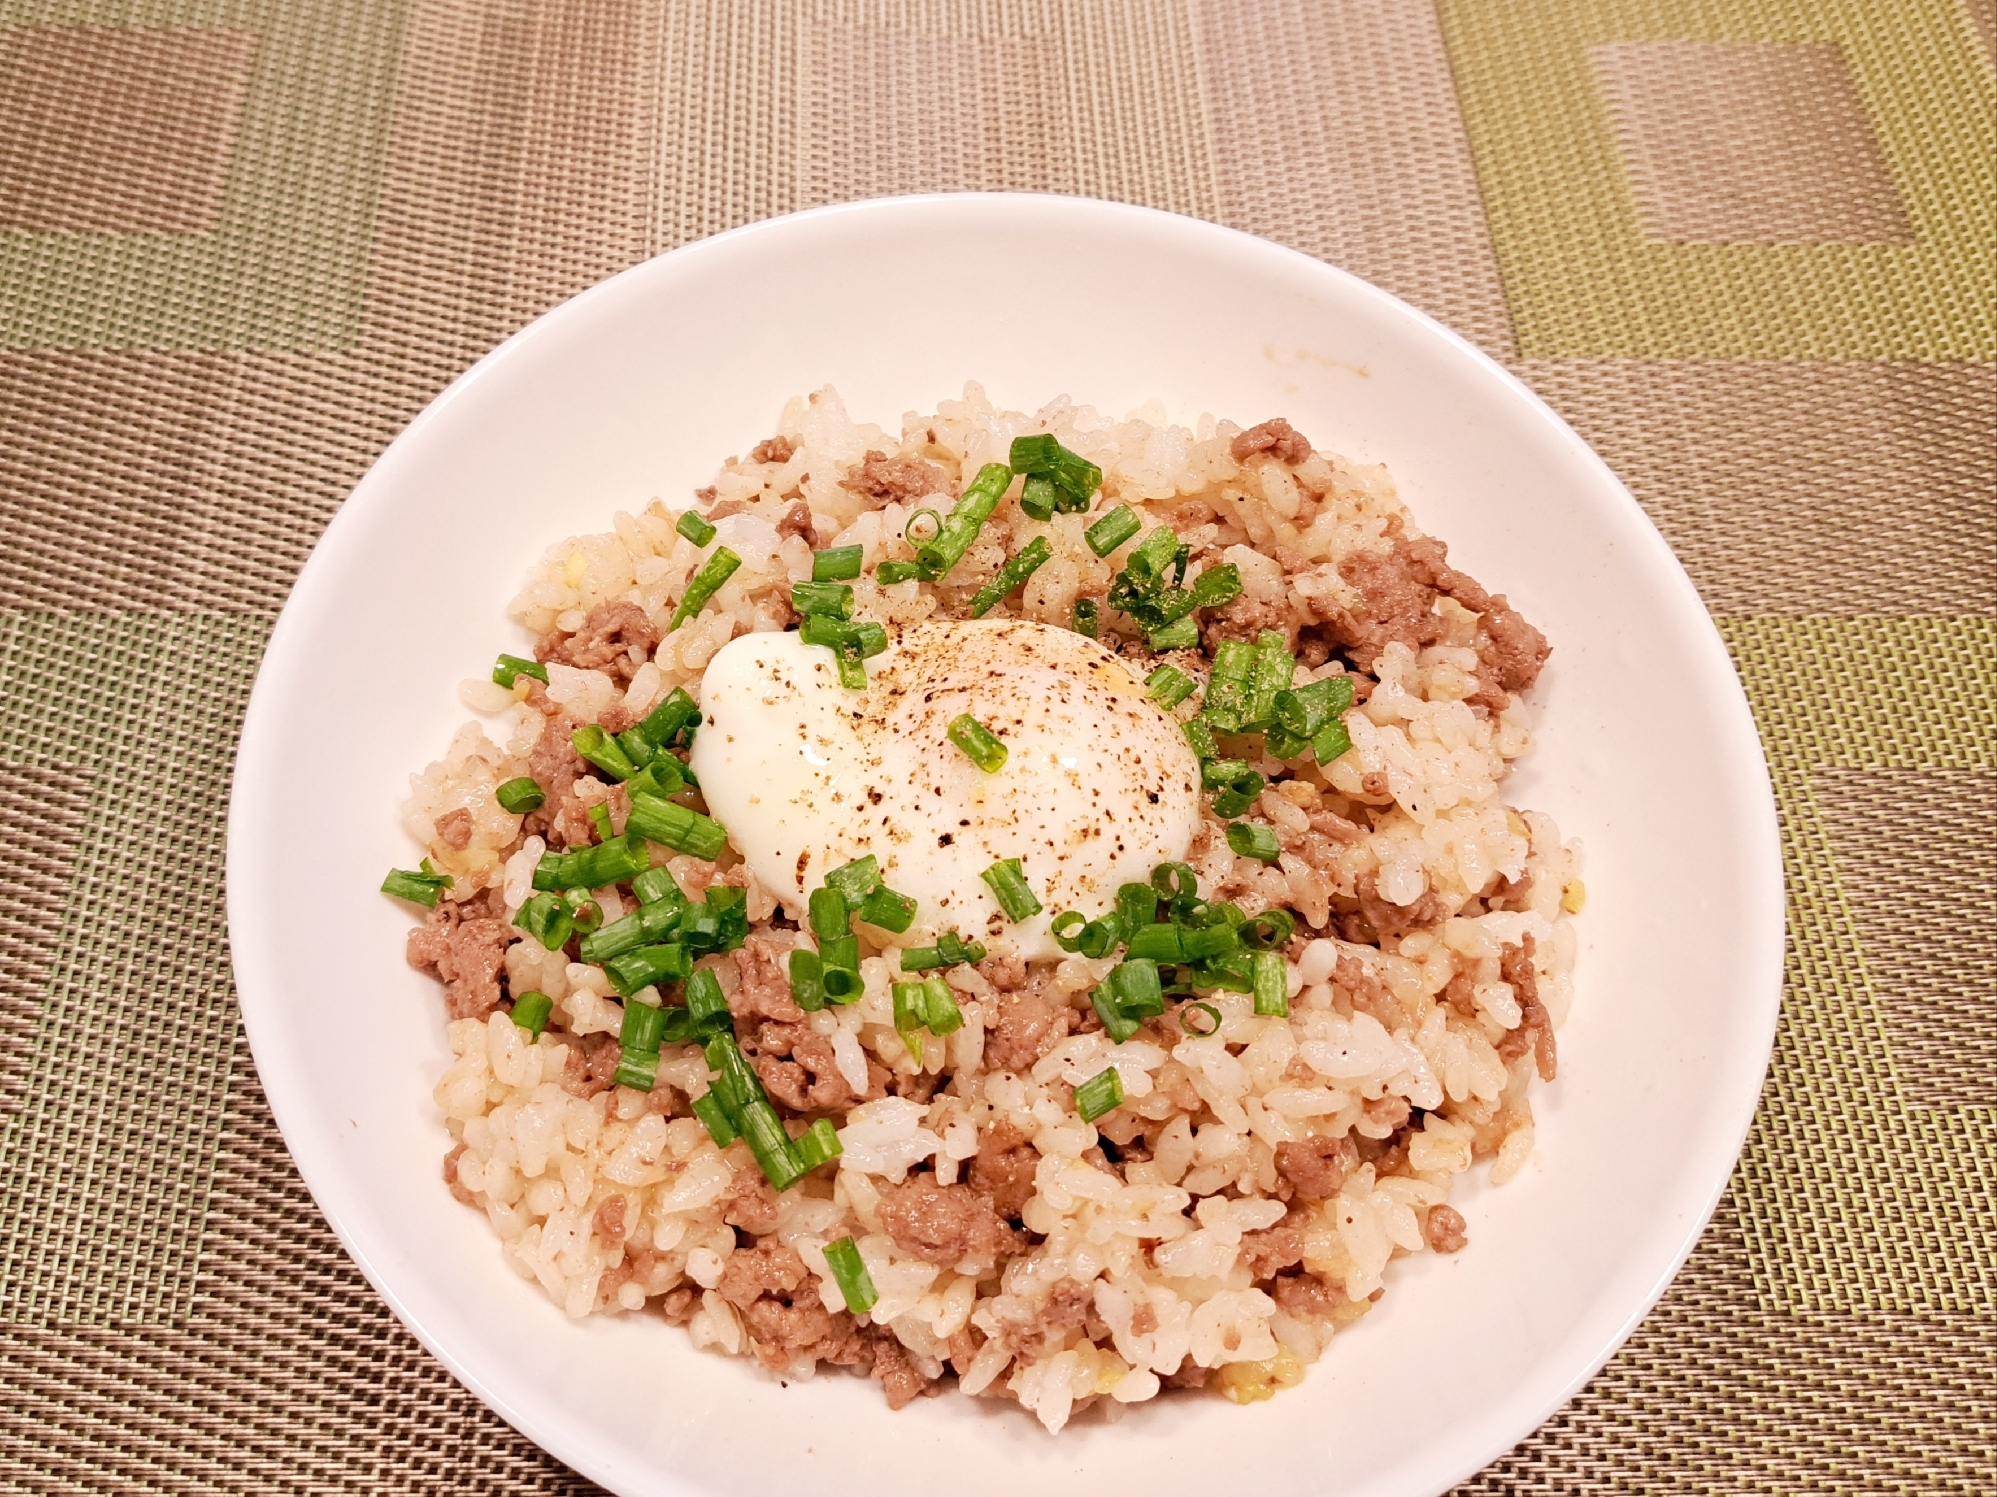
0, 1, 1990, 1490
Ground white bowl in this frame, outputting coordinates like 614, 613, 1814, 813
227, 195, 1782, 1497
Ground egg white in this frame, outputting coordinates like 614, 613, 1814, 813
690, 618, 1203, 959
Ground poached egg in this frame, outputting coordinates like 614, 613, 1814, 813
690, 618, 1202, 959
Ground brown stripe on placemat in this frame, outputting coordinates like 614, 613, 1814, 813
1518, 361, 1997, 618
0, 767, 93, 1118
1970, 0, 1997, 63
1815, 767, 1995, 1108
0, 26, 258, 235
1194, 0, 1517, 359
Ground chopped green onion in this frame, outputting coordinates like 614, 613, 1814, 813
790, 580, 855, 620
632, 865, 685, 908
691, 1090, 738, 1147
1009, 435, 1102, 506
572, 724, 638, 781
1247, 631, 1295, 729
874, 561, 921, 585
1208, 758, 1265, 817
562, 833, 652, 889
857, 884, 917, 933
794, 1117, 843, 1172
685, 966, 732, 1037
817, 932, 860, 973
968, 536, 1052, 618
1312, 717, 1354, 765
1194, 951, 1256, 993
580, 897, 685, 963
678, 886, 749, 955
821, 965, 864, 1004
1074, 1066, 1125, 1122
947, 714, 1007, 773
1108, 957, 1166, 1019
492, 653, 547, 689
905, 509, 943, 546
510, 991, 553, 1036
1179, 1001, 1223, 1037
898, 931, 986, 971
677, 510, 717, 546
614, 1046, 660, 1091
980, 857, 1042, 922
1051, 911, 1089, 952
1072, 597, 1100, 639
809, 885, 850, 942
1125, 526, 1182, 590
514, 892, 574, 951
1243, 908, 1296, 950
892, 980, 928, 1048
1274, 675, 1356, 737
825, 855, 881, 904
1019, 474, 1058, 522
704, 1032, 760, 1114
669, 546, 743, 632
1125, 923, 1184, 962
788, 948, 826, 1012
1252, 950, 1290, 1016
381, 867, 450, 908
823, 1235, 877, 1315
1118, 882, 1159, 934
1089, 984, 1143, 1043
1263, 726, 1309, 760
587, 803, 614, 842
1182, 718, 1219, 761
813, 545, 863, 581
1227, 821, 1282, 862
495, 777, 545, 814
915, 464, 1011, 580
1077, 915, 1123, 959
1147, 617, 1200, 652
1146, 664, 1196, 709
624, 795, 728, 859
604, 942, 690, 995
1084, 505, 1141, 557
562, 888, 604, 936
922, 974, 963, 1035
630, 688, 701, 752
1008, 433, 1063, 472
1151, 862, 1198, 900
739, 1096, 806, 1191
1202, 640, 1258, 731
1180, 922, 1241, 961
620, 997, 668, 1053
1186, 563, 1243, 611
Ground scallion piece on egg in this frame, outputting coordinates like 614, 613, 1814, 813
823, 1236, 878, 1315
1074, 1066, 1125, 1122
980, 857, 1042, 921
947, 714, 1007, 773
825, 855, 880, 902
1084, 504, 1141, 557
968, 536, 1053, 618
676, 511, 717, 546
509, 991, 553, 1036
812, 545, 864, 581
856, 884, 917, 933
1051, 911, 1089, 952
1118, 881, 1160, 933
1227, 821, 1282, 862
668, 546, 744, 632
491, 653, 548, 689
1251, 950, 1290, 1017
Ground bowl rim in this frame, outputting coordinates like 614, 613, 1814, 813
227, 191, 1785, 1495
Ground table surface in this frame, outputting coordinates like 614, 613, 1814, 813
0, 1, 1990, 1491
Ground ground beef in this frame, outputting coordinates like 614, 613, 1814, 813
1344, 874, 1447, 943
561, 1032, 621, 1098
838, 449, 950, 506
1476, 598, 1550, 697
745, 1021, 856, 1112
969, 1120, 1040, 1220
1239, 1214, 1307, 1279
718, 1170, 780, 1236
659, 1285, 699, 1325
522, 706, 593, 848
1498, 937, 1558, 1081
974, 954, 1027, 991
1424, 1204, 1469, 1254
442, 1144, 475, 1205
405, 898, 515, 1020
1362, 1095, 1411, 1133
1275, 1134, 1357, 1201
870, 1332, 936, 1409
742, 1296, 870, 1376
983, 980, 1072, 1074
536, 600, 658, 684
434, 807, 473, 850
728, 935, 806, 1024
887, 1068, 941, 1104
716, 1240, 810, 1310
1332, 956, 1402, 1032
592, 1194, 628, 1244
1230, 417, 1313, 465
774, 500, 814, 543
879, 1174, 1015, 1266
749, 436, 795, 465
1271, 1272, 1347, 1320
1200, 592, 1296, 651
